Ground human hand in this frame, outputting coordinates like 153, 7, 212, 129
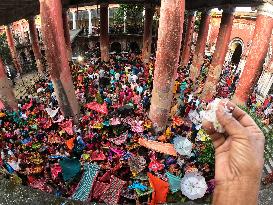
203, 100, 265, 204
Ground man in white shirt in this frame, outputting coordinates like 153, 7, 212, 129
99, 69, 105, 78
132, 74, 138, 83
115, 72, 120, 81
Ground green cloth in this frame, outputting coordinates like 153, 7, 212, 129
166, 172, 182, 193
72, 163, 100, 201
60, 158, 81, 182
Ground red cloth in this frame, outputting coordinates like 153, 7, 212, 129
60, 120, 73, 135
51, 164, 62, 180
85, 102, 108, 115
22, 100, 33, 110
100, 175, 126, 205
264, 98, 270, 108
148, 173, 169, 205
0, 100, 4, 110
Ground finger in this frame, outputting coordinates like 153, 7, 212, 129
202, 119, 226, 149
216, 105, 245, 137
225, 101, 257, 127
202, 119, 215, 135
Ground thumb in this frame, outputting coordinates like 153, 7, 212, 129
216, 105, 245, 137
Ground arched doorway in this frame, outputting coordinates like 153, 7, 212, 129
226, 38, 244, 66
20, 52, 27, 65
29, 50, 35, 63
110, 42, 122, 53
231, 44, 242, 65
129, 42, 140, 53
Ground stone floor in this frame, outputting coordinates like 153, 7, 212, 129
13, 71, 42, 99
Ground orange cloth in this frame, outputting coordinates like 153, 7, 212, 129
138, 138, 177, 156
66, 137, 75, 150
148, 173, 169, 205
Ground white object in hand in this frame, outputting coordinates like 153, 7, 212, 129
200, 98, 231, 133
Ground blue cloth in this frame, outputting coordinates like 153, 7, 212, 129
136, 86, 143, 94
4, 162, 15, 174
49, 155, 67, 159
166, 172, 182, 193
102, 120, 110, 126
122, 152, 132, 160
180, 82, 187, 92
128, 182, 147, 191
60, 158, 81, 182
104, 98, 112, 106
110, 69, 115, 75
21, 137, 32, 144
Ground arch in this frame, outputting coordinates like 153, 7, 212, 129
129, 41, 140, 53
231, 44, 242, 65
29, 50, 35, 62
225, 37, 244, 66
228, 37, 244, 52
20, 52, 27, 64
110, 42, 121, 53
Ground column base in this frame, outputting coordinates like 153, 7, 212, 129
0, 77, 18, 110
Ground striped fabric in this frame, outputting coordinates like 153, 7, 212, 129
71, 163, 100, 201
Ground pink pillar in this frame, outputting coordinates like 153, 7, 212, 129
201, 7, 235, 101
5, 25, 22, 73
190, 9, 211, 82
149, 0, 185, 132
180, 11, 195, 67
142, 4, 155, 63
100, 3, 109, 62
62, 9, 73, 59
28, 17, 45, 74
233, 3, 273, 104
0, 58, 17, 110
39, 0, 80, 121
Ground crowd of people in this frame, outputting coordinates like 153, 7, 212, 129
0, 49, 270, 204
246, 93, 273, 126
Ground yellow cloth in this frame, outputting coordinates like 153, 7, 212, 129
165, 127, 172, 137
173, 81, 180, 94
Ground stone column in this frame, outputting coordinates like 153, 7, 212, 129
190, 9, 211, 82
88, 10, 92, 35
5, 25, 22, 73
233, 3, 273, 104
149, 0, 185, 132
62, 9, 72, 59
180, 11, 196, 67
100, 3, 109, 62
39, 0, 80, 121
142, 4, 155, 63
72, 11, 76, 30
201, 7, 235, 101
28, 16, 45, 74
0, 58, 17, 110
